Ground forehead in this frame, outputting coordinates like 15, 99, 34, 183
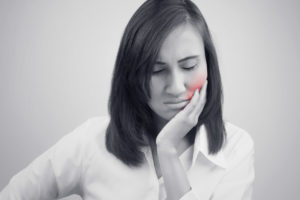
157, 23, 204, 61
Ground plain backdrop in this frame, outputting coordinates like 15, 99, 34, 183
0, 0, 299, 199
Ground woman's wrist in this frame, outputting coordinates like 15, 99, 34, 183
156, 140, 177, 155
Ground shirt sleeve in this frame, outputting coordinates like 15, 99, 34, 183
0, 119, 92, 200
210, 132, 255, 200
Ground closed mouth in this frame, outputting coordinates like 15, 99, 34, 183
164, 99, 188, 104
164, 100, 189, 109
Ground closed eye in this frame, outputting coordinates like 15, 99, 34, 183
182, 64, 197, 71
152, 68, 166, 74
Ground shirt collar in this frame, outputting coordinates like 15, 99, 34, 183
141, 124, 228, 169
192, 124, 228, 169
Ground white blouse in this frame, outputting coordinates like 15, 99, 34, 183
0, 116, 255, 200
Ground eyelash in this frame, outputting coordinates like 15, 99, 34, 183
182, 64, 197, 71
152, 64, 198, 75
152, 69, 165, 74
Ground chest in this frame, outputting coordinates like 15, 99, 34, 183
81, 152, 158, 200
81, 148, 226, 200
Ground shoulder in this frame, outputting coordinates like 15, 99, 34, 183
224, 122, 254, 150
55, 116, 110, 157
84, 116, 110, 136
222, 121, 255, 167
79, 115, 110, 145
62, 116, 110, 141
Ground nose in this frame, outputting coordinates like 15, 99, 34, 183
165, 69, 186, 96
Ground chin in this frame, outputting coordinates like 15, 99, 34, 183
158, 110, 178, 121
150, 105, 180, 121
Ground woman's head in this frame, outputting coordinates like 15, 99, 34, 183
148, 22, 208, 123
106, 0, 225, 166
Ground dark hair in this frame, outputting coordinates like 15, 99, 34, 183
106, 0, 226, 167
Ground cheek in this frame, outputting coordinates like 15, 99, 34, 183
149, 78, 163, 100
186, 67, 207, 100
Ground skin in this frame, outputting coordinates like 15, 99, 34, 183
149, 23, 207, 130
148, 23, 208, 200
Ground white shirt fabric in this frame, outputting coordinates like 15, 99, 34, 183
0, 116, 255, 200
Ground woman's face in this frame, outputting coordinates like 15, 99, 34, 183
148, 23, 208, 121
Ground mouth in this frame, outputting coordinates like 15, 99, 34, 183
164, 100, 189, 109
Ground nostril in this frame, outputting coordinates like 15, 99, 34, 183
165, 84, 186, 97
165, 71, 187, 95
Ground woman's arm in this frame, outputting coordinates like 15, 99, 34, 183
0, 149, 60, 200
155, 81, 208, 200
0, 119, 92, 200
156, 144, 192, 200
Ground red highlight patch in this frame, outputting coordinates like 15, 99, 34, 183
186, 72, 207, 101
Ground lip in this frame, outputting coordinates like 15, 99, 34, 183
164, 99, 189, 109
164, 99, 188, 104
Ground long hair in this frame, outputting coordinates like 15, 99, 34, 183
106, 0, 226, 167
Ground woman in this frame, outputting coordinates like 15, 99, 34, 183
0, 0, 255, 200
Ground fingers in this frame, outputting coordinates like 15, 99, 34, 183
180, 80, 208, 120
192, 80, 208, 118
187, 80, 207, 120
199, 80, 208, 100
183, 88, 199, 114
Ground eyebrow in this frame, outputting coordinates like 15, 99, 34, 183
155, 55, 200, 65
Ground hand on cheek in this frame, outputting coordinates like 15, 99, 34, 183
186, 71, 207, 101
157, 78, 208, 147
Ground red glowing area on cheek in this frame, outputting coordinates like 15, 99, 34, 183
186, 71, 207, 101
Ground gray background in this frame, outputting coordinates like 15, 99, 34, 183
1, 0, 299, 199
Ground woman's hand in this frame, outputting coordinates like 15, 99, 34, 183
156, 80, 208, 151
